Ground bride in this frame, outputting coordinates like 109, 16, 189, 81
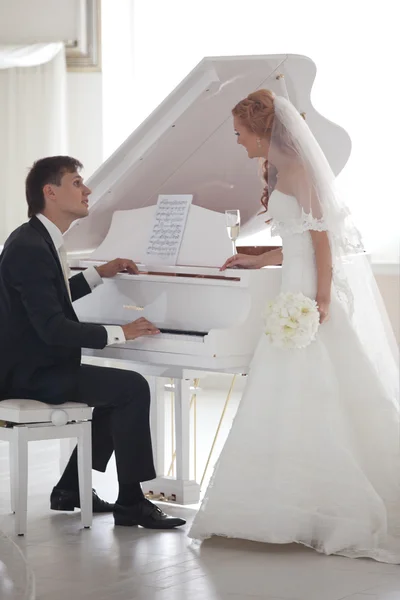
189, 90, 400, 563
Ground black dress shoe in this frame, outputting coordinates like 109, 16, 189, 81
50, 487, 114, 513
114, 499, 186, 529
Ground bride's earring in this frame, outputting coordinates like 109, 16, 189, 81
256, 138, 262, 149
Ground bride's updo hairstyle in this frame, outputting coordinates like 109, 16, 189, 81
232, 89, 277, 211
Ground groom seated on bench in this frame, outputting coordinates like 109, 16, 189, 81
0, 155, 185, 529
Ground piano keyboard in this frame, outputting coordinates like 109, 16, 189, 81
158, 328, 207, 343
103, 325, 207, 344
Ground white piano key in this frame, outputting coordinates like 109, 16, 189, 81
157, 332, 205, 343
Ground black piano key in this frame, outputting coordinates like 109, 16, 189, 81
159, 328, 207, 337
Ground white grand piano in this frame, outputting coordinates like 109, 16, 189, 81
64, 54, 351, 503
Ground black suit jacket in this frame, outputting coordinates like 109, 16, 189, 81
0, 217, 107, 403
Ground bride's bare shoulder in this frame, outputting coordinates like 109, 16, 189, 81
275, 164, 310, 196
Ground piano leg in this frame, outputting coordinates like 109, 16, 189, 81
148, 376, 166, 475
175, 378, 190, 482
143, 376, 200, 505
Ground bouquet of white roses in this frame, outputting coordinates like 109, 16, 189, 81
263, 292, 320, 349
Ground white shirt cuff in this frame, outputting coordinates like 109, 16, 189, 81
83, 266, 103, 291
104, 325, 126, 346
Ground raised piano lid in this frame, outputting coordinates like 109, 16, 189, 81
64, 53, 351, 259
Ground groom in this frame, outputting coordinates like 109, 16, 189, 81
0, 156, 185, 529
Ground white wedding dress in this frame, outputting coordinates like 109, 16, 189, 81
189, 190, 400, 563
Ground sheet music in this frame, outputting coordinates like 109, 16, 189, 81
144, 194, 192, 265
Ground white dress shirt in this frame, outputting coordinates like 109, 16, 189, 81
36, 214, 125, 346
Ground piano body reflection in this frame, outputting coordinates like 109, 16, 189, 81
64, 54, 351, 503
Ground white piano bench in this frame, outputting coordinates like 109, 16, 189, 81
0, 399, 93, 537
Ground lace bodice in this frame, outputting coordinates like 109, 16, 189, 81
268, 190, 356, 314
267, 190, 327, 238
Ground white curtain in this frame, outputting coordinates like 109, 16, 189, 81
0, 44, 67, 244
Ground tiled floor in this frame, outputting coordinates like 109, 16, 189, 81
1, 388, 400, 600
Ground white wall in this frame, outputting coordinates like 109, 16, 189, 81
66, 0, 135, 183
374, 271, 400, 345
0, 0, 81, 43
67, 72, 103, 179
101, 0, 135, 160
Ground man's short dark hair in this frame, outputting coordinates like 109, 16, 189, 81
25, 156, 83, 218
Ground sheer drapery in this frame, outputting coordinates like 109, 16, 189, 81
0, 44, 67, 243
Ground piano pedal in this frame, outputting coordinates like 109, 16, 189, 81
144, 491, 168, 502
144, 491, 177, 503
160, 493, 176, 503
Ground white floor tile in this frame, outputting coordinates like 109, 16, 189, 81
355, 581, 400, 597
343, 594, 400, 600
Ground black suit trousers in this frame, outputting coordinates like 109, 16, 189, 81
72, 364, 156, 484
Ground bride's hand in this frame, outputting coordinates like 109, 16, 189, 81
316, 297, 330, 324
220, 253, 264, 271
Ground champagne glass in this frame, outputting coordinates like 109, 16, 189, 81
225, 210, 241, 255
